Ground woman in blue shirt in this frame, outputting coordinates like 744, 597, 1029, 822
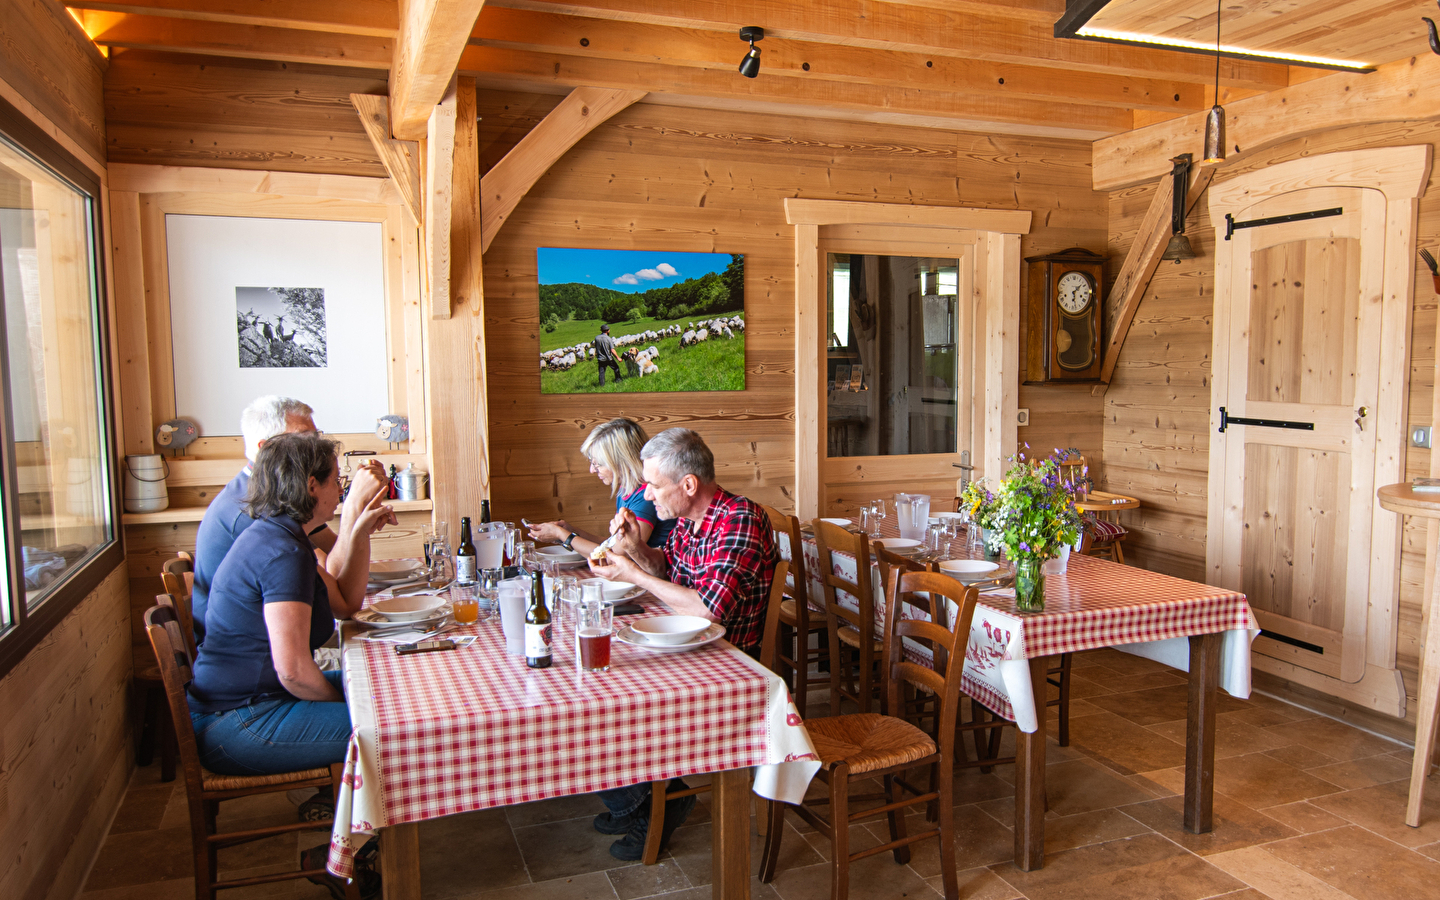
188, 432, 391, 775
529, 417, 676, 554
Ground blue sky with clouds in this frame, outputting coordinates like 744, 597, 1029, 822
537, 247, 730, 294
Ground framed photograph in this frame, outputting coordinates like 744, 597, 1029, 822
165, 214, 389, 434
536, 247, 745, 394
833, 364, 851, 392
849, 364, 864, 392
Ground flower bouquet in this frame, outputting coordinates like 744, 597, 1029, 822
986, 447, 1085, 611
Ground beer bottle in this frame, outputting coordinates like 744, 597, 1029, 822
525, 572, 552, 668
455, 516, 477, 584
479, 499, 491, 524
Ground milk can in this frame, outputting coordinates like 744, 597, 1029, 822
123, 454, 170, 513
395, 463, 429, 500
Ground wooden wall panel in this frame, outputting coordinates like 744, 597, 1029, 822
1103, 118, 1440, 745
478, 91, 1105, 534
0, 0, 107, 165
0, 566, 132, 900
104, 50, 386, 176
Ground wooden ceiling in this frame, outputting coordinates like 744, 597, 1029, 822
64, 0, 1436, 141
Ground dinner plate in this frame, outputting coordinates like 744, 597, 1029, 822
819, 517, 852, 527
615, 621, 725, 653
536, 545, 585, 564
874, 538, 921, 551
939, 559, 1001, 584
354, 604, 451, 629
370, 558, 424, 577
369, 569, 426, 586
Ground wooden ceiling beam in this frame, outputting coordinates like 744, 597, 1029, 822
389, 0, 487, 140
64, 0, 398, 36
88, 13, 393, 67
351, 93, 423, 223
457, 44, 1133, 138
487, 0, 1289, 90
470, 7, 1208, 112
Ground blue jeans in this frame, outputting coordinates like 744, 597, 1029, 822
597, 778, 689, 820
191, 670, 351, 775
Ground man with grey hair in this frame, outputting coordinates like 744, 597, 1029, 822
192, 396, 391, 643
588, 427, 778, 860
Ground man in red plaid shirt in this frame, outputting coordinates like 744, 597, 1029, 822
587, 427, 778, 859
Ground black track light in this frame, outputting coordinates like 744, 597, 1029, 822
738, 26, 764, 78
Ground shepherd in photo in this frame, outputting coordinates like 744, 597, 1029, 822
594, 323, 624, 386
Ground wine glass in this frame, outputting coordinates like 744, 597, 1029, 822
870, 499, 887, 537
429, 534, 453, 587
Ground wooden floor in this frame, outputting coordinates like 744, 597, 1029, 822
80, 647, 1440, 900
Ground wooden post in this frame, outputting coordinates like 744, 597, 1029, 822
983, 232, 1019, 480
794, 224, 821, 520
379, 822, 421, 900
1013, 655, 1048, 870
712, 768, 752, 900
1184, 632, 1221, 833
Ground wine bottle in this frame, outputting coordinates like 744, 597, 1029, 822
525, 572, 552, 668
480, 499, 491, 524
455, 516, 477, 584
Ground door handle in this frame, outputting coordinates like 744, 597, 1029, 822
1356, 406, 1368, 431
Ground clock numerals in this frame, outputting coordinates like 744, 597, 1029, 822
1056, 270, 1093, 315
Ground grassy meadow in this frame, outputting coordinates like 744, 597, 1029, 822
540, 314, 745, 394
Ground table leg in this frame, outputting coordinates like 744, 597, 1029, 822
712, 768, 751, 900
1184, 632, 1221, 833
1407, 558, 1440, 826
379, 823, 420, 900
1013, 655, 1049, 871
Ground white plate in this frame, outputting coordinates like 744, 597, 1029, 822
370, 558, 424, 576
874, 538, 921, 550
615, 621, 726, 653
536, 545, 585, 564
939, 559, 1001, 584
354, 604, 451, 629
819, 517, 852, 527
369, 569, 426, 585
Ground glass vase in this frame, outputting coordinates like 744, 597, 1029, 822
1014, 556, 1046, 612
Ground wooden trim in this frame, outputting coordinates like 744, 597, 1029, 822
983, 232, 1020, 481
106, 163, 402, 202
424, 76, 457, 319
388, 0, 486, 141
785, 199, 1031, 234
351, 93, 423, 225
478, 86, 645, 254
795, 224, 821, 521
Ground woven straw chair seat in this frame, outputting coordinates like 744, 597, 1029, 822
201, 765, 332, 792
805, 713, 936, 775
835, 625, 883, 653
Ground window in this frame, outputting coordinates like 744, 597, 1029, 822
826, 253, 960, 457
0, 96, 120, 675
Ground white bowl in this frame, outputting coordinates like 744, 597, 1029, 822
630, 615, 712, 645
582, 578, 635, 601
370, 596, 447, 622
819, 517, 851, 527
370, 558, 425, 581
939, 559, 1000, 584
874, 538, 921, 550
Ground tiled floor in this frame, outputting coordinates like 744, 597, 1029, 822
80, 648, 1440, 900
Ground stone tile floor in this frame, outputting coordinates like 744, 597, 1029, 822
80, 648, 1440, 900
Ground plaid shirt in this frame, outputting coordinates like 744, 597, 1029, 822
663, 487, 778, 652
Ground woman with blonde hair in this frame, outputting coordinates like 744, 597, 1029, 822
528, 417, 676, 553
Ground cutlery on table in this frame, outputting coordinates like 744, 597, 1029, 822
1421, 248, 1438, 274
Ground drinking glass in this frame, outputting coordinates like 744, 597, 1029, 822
576, 584, 612, 673
869, 499, 887, 537
503, 526, 520, 566
926, 523, 950, 561
478, 567, 504, 622
516, 540, 537, 572
449, 580, 479, 624
420, 523, 434, 568
428, 535, 453, 587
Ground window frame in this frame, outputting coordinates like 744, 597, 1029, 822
0, 92, 124, 679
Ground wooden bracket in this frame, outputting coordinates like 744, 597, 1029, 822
479, 86, 646, 254
350, 94, 422, 226
1096, 165, 1214, 388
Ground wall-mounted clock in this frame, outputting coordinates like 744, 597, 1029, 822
1025, 248, 1105, 383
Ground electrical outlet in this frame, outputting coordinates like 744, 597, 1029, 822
1017, 408, 1030, 426
1413, 425, 1433, 449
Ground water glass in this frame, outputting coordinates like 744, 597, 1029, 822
503, 526, 520, 566
420, 523, 435, 567
428, 535, 453, 586
449, 580, 479, 624
865, 499, 886, 537
516, 540, 537, 572
926, 523, 950, 560
576, 586, 613, 673
478, 567, 504, 621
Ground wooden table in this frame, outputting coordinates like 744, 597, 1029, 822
1377, 482, 1440, 827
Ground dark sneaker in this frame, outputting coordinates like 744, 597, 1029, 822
300, 843, 381, 900
608, 794, 697, 861
593, 809, 642, 835
298, 788, 336, 823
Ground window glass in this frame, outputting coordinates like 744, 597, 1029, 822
0, 132, 112, 613
826, 253, 959, 458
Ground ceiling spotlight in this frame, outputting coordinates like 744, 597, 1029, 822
738, 26, 764, 78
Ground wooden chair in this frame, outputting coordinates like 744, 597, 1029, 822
813, 519, 883, 715
1060, 455, 1138, 564
641, 559, 791, 866
759, 504, 828, 720
759, 568, 976, 900
161, 551, 197, 657
138, 552, 198, 780
144, 599, 357, 900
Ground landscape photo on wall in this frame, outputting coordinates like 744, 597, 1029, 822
536, 247, 745, 394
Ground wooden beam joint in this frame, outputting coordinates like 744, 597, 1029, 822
351, 94, 422, 225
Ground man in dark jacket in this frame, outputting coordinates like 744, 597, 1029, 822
593, 324, 623, 386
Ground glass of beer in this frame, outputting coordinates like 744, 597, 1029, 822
576, 584, 612, 673
449, 580, 479, 624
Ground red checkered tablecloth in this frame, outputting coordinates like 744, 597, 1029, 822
327, 593, 818, 877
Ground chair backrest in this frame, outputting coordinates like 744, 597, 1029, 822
874, 544, 932, 598
1058, 455, 1089, 498
812, 518, 873, 634
882, 569, 977, 764
156, 579, 196, 661
145, 598, 206, 795
758, 503, 810, 613
758, 558, 791, 675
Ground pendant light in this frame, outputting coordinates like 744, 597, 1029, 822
1203, 0, 1226, 164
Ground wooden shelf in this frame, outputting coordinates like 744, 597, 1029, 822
122, 498, 434, 526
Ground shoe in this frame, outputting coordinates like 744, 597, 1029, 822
300, 843, 382, 900
608, 793, 697, 861
298, 787, 336, 823
593, 809, 642, 835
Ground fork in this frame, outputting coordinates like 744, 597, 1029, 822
1421, 248, 1438, 275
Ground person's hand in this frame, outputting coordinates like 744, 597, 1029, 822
529, 520, 570, 543
589, 550, 640, 583
607, 508, 645, 557
356, 487, 395, 535
345, 461, 389, 513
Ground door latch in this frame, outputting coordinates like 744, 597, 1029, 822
1356, 406, 1368, 432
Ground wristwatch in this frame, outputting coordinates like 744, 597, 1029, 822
562, 532, 577, 551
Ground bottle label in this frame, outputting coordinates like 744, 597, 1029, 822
525, 623, 552, 659
456, 555, 477, 582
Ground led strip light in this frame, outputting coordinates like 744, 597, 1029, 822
1076, 26, 1374, 70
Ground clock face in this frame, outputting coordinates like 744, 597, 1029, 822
1056, 271, 1093, 315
